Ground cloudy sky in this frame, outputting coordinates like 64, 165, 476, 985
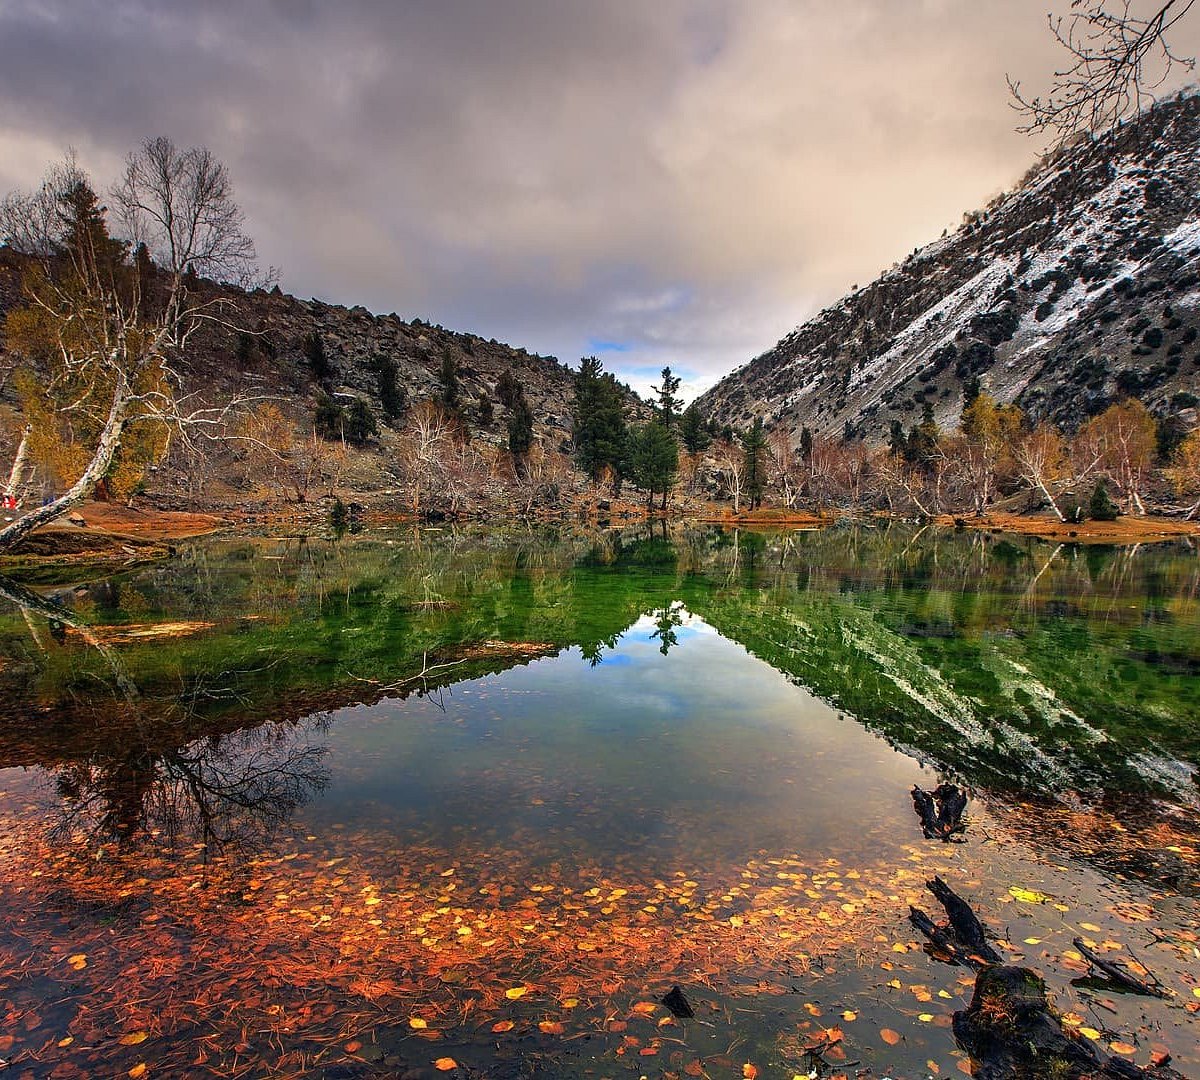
2, 1, 1197, 399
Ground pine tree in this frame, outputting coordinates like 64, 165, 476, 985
343, 399, 377, 445
799, 426, 814, 461
1088, 480, 1121, 521
906, 402, 941, 470
439, 348, 459, 410
652, 366, 683, 427
56, 179, 127, 276
235, 333, 255, 367
627, 421, 679, 510
495, 369, 521, 409
741, 418, 768, 510
303, 331, 333, 388
572, 356, 628, 482
507, 388, 534, 463
679, 402, 711, 454
313, 393, 344, 440
368, 355, 406, 424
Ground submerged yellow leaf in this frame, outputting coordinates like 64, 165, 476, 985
505, 986, 528, 1000
1009, 886, 1051, 904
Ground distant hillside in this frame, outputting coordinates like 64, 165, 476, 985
698, 90, 1200, 443
0, 253, 647, 506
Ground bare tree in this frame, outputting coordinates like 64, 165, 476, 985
873, 448, 940, 518
399, 400, 460, 515
767, 427, 802, 508
510, 443, 569, 516
714, 437, 744, 512
110, 136, 263, 335
1010, 0, 1197, 139
1073, 398, 1157, 513
0, 141, 267, 551
1012, 425, 1073, 520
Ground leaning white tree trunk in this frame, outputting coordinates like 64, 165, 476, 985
1028, 470, 1066, 522
4, 423, 32, 505
0, 375, 130, 553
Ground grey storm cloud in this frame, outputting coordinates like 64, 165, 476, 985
3, 0, 1197, 398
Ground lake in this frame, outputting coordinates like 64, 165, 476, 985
0, 524, 1197, 1079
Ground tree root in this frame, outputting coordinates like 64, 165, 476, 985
911, 783, 968, 841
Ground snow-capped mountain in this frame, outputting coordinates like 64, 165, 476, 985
697, 90, 1200, 442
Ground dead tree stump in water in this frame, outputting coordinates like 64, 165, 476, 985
911, 782, 968, 840
908, 876, 1002, 967
954, 966, 1183, 1079
910, 879, 1182, 1079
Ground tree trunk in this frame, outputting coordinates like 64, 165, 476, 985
4, 424, 32, 504
1035, 474, 1067, 521
0, 376, 129, 553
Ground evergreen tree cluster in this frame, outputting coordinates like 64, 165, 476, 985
572, 356, 629, 482
314, 393, 377, 446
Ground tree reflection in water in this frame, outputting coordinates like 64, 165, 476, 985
0, 573, 329, 860
50, 723, 329, 856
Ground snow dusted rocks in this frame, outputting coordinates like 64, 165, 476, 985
699, 90, 1200, 442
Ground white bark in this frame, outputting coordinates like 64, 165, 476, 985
4, 424, 31, 503
0, 374, 129, 552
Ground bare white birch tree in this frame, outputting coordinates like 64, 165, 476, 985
0, 140, 267, 551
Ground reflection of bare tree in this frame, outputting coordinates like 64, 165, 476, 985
51, 722, 329, 855
0, 575, 140, 700
0, 573, 329, 858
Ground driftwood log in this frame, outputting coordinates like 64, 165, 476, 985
910, 879, 1181, 1079
911, 782, 968, 841
908, 876, 1002, 967
1072, 937, 1170, 998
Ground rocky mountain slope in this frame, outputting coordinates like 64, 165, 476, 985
219, 290, 589, 434
0, 253, 647, 503
697, 90, 1200, 443
0, 260, 596, 439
